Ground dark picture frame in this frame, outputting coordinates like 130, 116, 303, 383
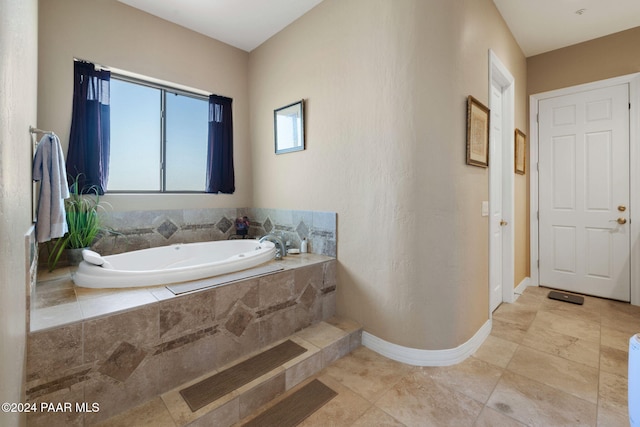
515, 128, 526, 175
274, 100, 305, 154
466, 95, 490, 168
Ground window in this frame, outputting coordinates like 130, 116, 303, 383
108, 76, 209, 192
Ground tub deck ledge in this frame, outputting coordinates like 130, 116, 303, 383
31, 253, 334, 333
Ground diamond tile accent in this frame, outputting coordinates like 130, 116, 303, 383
160, 311, 184, 338
217, 217, 233, 233
98, 342, 147, 382
300, 285, 317, 309
225, 306, 254, 337
296, 221, 309, 239
157, 220, 178, 240
263, 217, 273, 233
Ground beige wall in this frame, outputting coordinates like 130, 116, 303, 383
34, 0, 529, 351
38, 0, 251, 211
0, 0, 38, 425
250, 0, 527, 349
528, 26, 640, 96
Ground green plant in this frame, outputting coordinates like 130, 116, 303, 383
48, 175, 109, 270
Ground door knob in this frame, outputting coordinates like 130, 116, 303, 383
617, 218, 627, 225
500, 220, 508, 226
618, 205, 626, 212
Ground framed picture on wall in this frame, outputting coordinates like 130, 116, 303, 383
466, 95, 490, 168
515, 128, 526, 174
274, 100, 305, 154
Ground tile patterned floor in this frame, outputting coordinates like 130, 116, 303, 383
99, 286, 637, 426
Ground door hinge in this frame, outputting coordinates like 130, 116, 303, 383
537, 162, 539, 172
537, 259, 540, 268
537, 211, 539, 220
536, 113, 539, 123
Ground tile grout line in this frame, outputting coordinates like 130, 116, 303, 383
353, 366, 414, 427
492, 294, 604, 424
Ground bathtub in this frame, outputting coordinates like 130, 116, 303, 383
72, 239, 276, 288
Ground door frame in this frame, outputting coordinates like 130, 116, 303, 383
530, 73, 640, 305
488, 49, 515, 312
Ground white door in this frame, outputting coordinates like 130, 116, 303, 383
489, 82, 505, 312
539, 84, 630, 301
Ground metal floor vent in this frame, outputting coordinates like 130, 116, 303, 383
547, 290, 584, 305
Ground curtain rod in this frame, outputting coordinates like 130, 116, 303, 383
72, 57, 230, 99
73, 57, 108, 71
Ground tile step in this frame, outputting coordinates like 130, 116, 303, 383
159, 317, 362, 426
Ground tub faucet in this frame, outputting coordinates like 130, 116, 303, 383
259, 234, 287, 260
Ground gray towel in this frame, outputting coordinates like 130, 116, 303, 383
32, 134, 70, 243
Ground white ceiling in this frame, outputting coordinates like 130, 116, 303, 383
493, 0, 640, 57
118, 0, 640, 56
117, 0, 324, 52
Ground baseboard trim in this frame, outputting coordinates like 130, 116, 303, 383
361, 319, 492, 366
514, 276, 531, 299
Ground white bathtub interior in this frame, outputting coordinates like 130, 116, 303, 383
72, 239, 276, 288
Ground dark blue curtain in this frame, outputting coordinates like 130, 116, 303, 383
66, 61, 110, 194
205, 95, 234, 194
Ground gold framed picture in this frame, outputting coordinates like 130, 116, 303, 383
466, 95, 490, 168
515, 128, 526, 175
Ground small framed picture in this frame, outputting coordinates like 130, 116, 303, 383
274, 100, 305, 154
466, 95, 490, 168
515, 128, 526, 175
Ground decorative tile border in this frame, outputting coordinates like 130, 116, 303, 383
242, 208, 337, 257
89, 208, 337, 258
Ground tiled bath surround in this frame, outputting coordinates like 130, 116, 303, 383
27, 258, 338, 426
92, 207, 336, 260
37, 208, 336, 268
27, 207, 338, 424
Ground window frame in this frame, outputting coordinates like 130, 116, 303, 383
108, 73, 209, 194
